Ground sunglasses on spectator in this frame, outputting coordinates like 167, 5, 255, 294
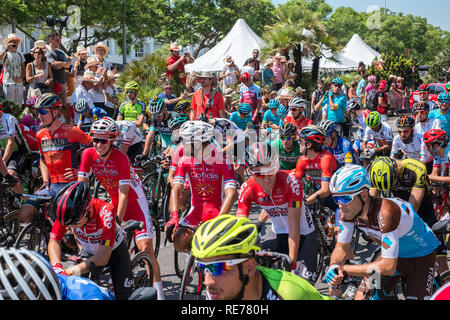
195, 258, 249, 276
280, 135, 296, 141
92, 137, 110, 144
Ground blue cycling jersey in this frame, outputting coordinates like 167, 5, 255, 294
58, 274, 115, 300
263, 110, 282, 126
429, 109, 450, 137
324, 137, 358, 168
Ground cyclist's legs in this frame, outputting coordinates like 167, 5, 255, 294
107, 240, 135, 300
296, 231, 318, 283
6, 152, 26, 194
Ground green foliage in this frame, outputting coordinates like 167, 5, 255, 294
424, 49, 450, 83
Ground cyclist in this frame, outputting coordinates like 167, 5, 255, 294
270, 122, 301, 170
368, 157, 449, 282
239, 72, 262, 126
416, 84, 438, 110
318, 119, 357, 168
284, 97, 313, 131
262, 99, 282, 129
423, 129, 450, 184
346, 98, 370, 155
165, 120, 237, 253
0, 247, 115, 300
362, 111, 393, 157
229, 103, 253, 133
74, 98, 108, 133
174, 99, 191, 115
390, 115, 423, 160
326, 164, 440, 300
114, 120, 144, 174
237, 142, 318, 283
428, 92, 450, 136
18, 93, 92, 223
191, 214, 332, 300
48, 181, 134, 300
276, 104, 289, 124
141, 98, 172, 157
77, 117, 164, 299
117, 81, 146, 127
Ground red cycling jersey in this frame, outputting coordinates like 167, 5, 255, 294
50, 198, 124, 255
37, 123, 92, 183
294, 149, 337, 188
284, 116, 313, 132
173, 145, 236, 226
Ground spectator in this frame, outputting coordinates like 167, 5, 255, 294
272, 53, 285, 91
347, 81, 358, 100
261, 87, 272, 111
104, 71, 120, 117
84, 56, 108, 115
321, 78, 347, 134
356, 73, 367, 97
311, 80, 325, 124
72, 71, 96, 125
365, 75, 377, 94
190, 71, 225, 119
220, 55, 240, 92
157, 81, 188, 112
185, 73, 199, 97
73, 46, 89, 87
165, 42, 194, 84
244, 49, 261, 72
241, 58, 256, 80
223, 87, 238, 116
295, 87, 304, 99
26, 44, 53, 97
277, 87, 294, 108
92, 42, 113, 71
262, 58, 275, 91
376, 80, 389, 122
285, 60, 296, 83
0, 34, 25, 106
357, 61, 366, 77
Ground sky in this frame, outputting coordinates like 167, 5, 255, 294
271, 0, 450, 31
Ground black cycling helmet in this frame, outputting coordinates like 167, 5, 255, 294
168, 112, 189, 130
412, 101, 430, 112
34, 93, 63, 110
52, 182, 91, 226
175, 100, 191, 113
279, 122, 297, 137
396, 115, 415, 128
245, 142, 273, 168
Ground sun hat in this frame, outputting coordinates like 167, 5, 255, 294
223, 55, 234, 65
93, 42, 109, 56
74, 45, 88, 57
81, 70, 98, 83
31, 40, 47, 53
169, 42, 182, 51
84, 56, 101, 70
3, 33, 23, 48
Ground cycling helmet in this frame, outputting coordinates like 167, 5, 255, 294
277, 105, 289, 118
74, 98, 88, 113
346, 98, 362, 112
168, 112, 188, 131
240, 72, 251, 83
0, 247, 61, 300
298, 125, 327, 144
366, 111, 381, 128
268, 99, 280, 110
330, 164, 371, 195
191, 214, 261, 259
245, 142, 280, 175
423, 129, 448, 150
124, 81, 139, 91
175, 100, 191, 113
418, 84, 429, 92
196, 113, 208, 122
34, 93, 62, 110
332, 78, 344, 86
279, 122, 297, 137
148, 98, 166, 115
368, 157, 398, 191
238, 103, 252, 115
53, 181, 92, 226
90, 117, 118, 137
438, 92, 450, 102
25, 96, 39, 108
288, 96, 307, 108
396, 115, 415, 128
318, 119, 337, 137
179, 120, 214, 143
412, 101, 430, 112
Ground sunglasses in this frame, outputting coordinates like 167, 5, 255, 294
333, 84, 342, 88
92, 137, 110, 144
127, 90, 136, 94
280, 135, 296, 141
37, 108, 57, 115
196, 258, 249, 276
415, 110, 427, 115
333, 193, 359, 205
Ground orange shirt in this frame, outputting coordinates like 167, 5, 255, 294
191, 89, 225, 119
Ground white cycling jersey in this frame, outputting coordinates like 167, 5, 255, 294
115, 120, 143, 147
363, 122, 393, 147
415, 119, 441, 163
390, 133, 423, 161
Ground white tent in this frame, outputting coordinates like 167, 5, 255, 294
340, 34, 381, 67
185, 19, 264, 73
302, 47, 357, 72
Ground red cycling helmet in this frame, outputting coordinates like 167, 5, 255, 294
240, 72, 251, 83
418, 84, 429, 92
423, 129, 448, 146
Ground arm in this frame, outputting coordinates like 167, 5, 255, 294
48, 238, 63, 266
142, 129, 156, 156
66, 245, 113, 275
40, 158, 50, 188
287, 206, 301, 263
134, 114, 145, 127
409, 187, 425, 213
2, 136, 15, 163
429, 166, 450, 183
219, 187, 237, 215
166, 56, 185, 72
116, 184, 129, 222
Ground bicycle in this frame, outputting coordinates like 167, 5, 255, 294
430, 182, 450, 221
0, 181, 22, 247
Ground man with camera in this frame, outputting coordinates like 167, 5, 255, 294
165, 42, 194, 84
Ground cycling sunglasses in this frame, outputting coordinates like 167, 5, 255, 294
92, 137, 110, 144
127, 90, 136, 94
196, 258, 249, 276
415, 110, 427, 115
280, 135, 296, 141
332, 193, 359, 205
37, 108, 56, 115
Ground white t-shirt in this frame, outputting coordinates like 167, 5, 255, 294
88, 76, 105, 103
415, 118, 441, 162
363, 122, 393, 147
104, 85, 119, 109
221, 65, 239, 86
2, 51, 24, 84
241, 66, 255, 78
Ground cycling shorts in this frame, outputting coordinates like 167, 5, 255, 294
123, 197, 153, 242
6, 151, 27, 172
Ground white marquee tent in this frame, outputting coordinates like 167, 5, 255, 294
340, 33, 381, 67
185, 19, 265, 73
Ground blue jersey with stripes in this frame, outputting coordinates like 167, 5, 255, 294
58, 274, 115, 300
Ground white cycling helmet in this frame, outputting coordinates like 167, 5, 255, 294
330, 164, 371, 195
179, 120, 214, 143
90, 117, 118, 137
0, 247, 62, 300
74, 99, 88, 113
288, 96, 307, 108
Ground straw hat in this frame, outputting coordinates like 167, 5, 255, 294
84, 56, 101, 70
31, 40, 47, 53
224, 87, 235, 98
223, 55, 234, 66
81, 70, 98, 83
93, 42, 109, 56
169, 42, 182, 51
74, 45, 88, 57
278, 88, 294, 99
3, 33, 23, 48
196, 71, 215, 78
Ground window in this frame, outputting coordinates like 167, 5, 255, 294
434, 85, 445, 94
428, 85, 437, 95
134, 43, 144, 58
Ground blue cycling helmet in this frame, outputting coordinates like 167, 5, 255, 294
438, 92, 450, 102
268, 99, 280, 110
277, 105, 289, 118
329, 164, 371, 195
238, 103, 252, 115
332, 78, 344, 86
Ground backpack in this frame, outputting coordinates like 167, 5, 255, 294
366, 89, 377, 111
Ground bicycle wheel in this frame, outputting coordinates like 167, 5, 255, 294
179, 252, 204, 300
149, 132, 162, 159
174, 249, 190, 279
141, 173, 165, 219
152, 217, 160, 258
0, 210, 21, 247
130, 251, 154, 288
14, 221, 50, 259
93, 180, 111, 202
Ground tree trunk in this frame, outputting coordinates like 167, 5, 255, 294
292, 44, 302, 87
311, 56, 320, 83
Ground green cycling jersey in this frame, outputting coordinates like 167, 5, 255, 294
118, 99, 146, 121
270, 138, 301, 170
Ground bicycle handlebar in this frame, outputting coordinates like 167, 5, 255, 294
17, 194, 52, 202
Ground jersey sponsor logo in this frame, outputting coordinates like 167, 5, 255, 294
92, 167, 119, 176
191, 171, 220, 180
287, 172, 301, 196
100, 206, 114, 230
344, 152, 353, 163
124, 278, 134, 288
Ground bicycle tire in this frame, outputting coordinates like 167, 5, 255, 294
131, 251, 154, 288
179, 252, 204, 300
149, 132, 162, 159
93, 180, 111, 202
0, 209, 20, 247
152, 216, 160, 258
174, 250, 190, 279
141, 172, 165, 221
14, 220, 50, 259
